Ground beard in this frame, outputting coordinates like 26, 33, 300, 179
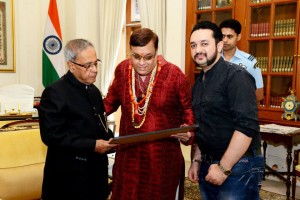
194, 48, 218, 68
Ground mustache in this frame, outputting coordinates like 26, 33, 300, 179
194, 52, 206, 58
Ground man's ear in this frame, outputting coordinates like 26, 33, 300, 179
217, 41, 223, 53
67, 62, 75, 72
237, 33, 241, 42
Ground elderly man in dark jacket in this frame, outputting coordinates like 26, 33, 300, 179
39, 39, 117, 200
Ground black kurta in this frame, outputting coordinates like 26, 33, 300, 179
39, 71, 112, 200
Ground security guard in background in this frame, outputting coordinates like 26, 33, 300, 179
220, 19, 264, 101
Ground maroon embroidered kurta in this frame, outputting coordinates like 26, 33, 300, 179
104, 56, 194, 200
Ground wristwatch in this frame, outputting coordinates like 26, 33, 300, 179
192, 159, 201, 164
218, 162, 232, 176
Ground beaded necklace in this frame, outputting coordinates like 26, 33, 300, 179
137, 74, 148, 100
128, 59, 162, 128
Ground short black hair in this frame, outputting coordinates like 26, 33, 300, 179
130, 28, 159, 50
219, 19, 242, 35
190, 21, 223, 44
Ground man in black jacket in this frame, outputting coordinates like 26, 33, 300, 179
39, 39, 117, 200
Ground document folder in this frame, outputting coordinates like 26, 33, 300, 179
109, 124, 198, 145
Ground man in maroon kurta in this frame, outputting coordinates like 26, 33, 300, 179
104, 28, 194, 200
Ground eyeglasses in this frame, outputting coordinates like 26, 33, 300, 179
131, 53, 156, 61
70, 59, 102, 70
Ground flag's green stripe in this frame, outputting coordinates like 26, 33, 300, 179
42, 51, 59, 87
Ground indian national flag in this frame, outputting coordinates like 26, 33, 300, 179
42, 0, 65, 88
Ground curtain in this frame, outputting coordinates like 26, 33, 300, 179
137, 0, 166, 56
98, 0, 126, 95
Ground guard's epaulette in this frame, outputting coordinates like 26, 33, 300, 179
248, 55, 255, 61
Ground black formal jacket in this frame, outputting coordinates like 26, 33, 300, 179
38, 71, 113, 200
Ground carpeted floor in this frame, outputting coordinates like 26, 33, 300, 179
184, 178, 286, 200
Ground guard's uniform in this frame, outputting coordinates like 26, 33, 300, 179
222, 47, 263, 89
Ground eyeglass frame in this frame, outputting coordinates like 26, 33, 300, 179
70, 59, 102, 70
130, 52, 156, 61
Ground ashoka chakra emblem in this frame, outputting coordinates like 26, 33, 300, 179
43, 35, 62, 55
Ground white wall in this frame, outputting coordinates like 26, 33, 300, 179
165, 0, 186, 71
0, 0, 187, 97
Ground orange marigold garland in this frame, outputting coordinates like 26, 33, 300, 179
128, 59, 162, 128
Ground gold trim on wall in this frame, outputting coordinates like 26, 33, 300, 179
0, 0, 14, 72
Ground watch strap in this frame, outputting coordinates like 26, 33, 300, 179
218, 162, 232, 176
192, 159, 201, 164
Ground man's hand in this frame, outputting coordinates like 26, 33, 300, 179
95, 138, 118, 154
171, 131, 192, 142
205, 164, 228, 185
188, 161, 200, 183
171, 124, 193, 143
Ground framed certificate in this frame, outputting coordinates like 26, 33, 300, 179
109, 125, 198, 145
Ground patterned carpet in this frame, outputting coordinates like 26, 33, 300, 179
184, 179, 286, 200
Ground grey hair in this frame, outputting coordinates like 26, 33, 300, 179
64, 39, 94, 62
